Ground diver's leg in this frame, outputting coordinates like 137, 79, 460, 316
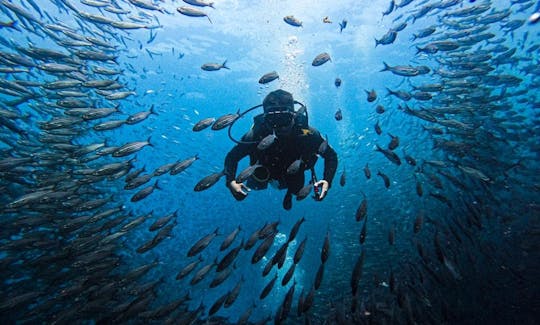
286, 172, 305, 195
282, 172, 305, 210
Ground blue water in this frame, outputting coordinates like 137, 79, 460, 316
1, 0, 539, 324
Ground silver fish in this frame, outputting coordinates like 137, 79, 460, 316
257, 131, 277, 150
192, 117, 215, 131
112, 137, 153, 157
286, 159, 303, 174
170, 154, 199, 175
183, 0, 214, 8
126, 105, 157, 125
236, 163, 262, 183
211, 111, 239, 130
177, 6, 212, 23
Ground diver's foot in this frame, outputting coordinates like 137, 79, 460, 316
283, 192, 292, 210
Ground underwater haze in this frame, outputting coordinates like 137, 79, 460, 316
1, 0, 539, 324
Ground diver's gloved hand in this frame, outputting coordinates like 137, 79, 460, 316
228, 180, 250, 201
314, 180, 329, 201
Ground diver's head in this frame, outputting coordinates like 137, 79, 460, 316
263, 89, 295, 135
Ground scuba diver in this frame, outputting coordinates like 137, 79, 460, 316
224, 89, 338, 210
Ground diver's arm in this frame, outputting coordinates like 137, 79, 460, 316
224, 144, 253, 201
308, 129, 338, 187
320, 144, 338, 187
224, 144, 252, 185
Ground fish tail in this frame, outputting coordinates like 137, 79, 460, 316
150, 104, 158, 116
415, 46, 422, 55
207, 16, 213, 24
147, 136, 153, 147
209, 2, 215, 9
222, 60, 229, 69
380, 61, 390, 72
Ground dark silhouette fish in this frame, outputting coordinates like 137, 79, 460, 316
375, 30, 397, 47
387, 133, 399, 150
366, 89, 377, 102
130, 180, 160, 202
281, 263, 296, 286
321, 231, 330, 263
187, 227, 219, 257
259, 71, 279, 84
293, 236, 307, 264
257, 131, 277, 150
351, 248, 365, 296
414, 210, 424, 233
388, 224, 395, 245
359, 216, 367, 244
312, 52, 331, 66
376, 105, 385, 114
339, 169, 346, 186
224, 277, 243, 308
375, 121, 382, 135
377, 171, 390, 188
364, 163, 371, 179
288, 216, 305, 243
220, 225, 241, 251
296, 183, 313, 201
208, 290, 229, 315
176, 255, 203, 280
193, 171, 224, 191
260, 273, 278, 300
314, 263, 324, 290
339, 19, 347, 32
334, 108, 342, 121
375, 144, 401, 165
149, 210, 177, 231
334, 77, 342, 87
356, 192, 367, 221
382, 0, 395, 16
252, 231, 276, 264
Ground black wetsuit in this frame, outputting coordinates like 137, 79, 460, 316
224, 114, 338, 197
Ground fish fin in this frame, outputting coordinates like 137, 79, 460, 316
221, 59, 229, 69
